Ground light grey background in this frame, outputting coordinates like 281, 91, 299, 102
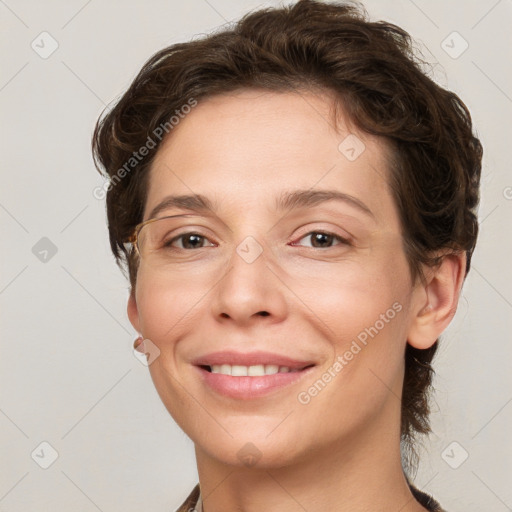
1, 0, 511, 510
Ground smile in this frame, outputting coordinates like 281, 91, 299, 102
196, 366, 316, 399
205, 363, 308, 376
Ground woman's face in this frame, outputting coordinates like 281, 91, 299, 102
128, 89, 424, 467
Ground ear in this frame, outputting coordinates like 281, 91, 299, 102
407, 252, 466, 350
127, 289, 141, 334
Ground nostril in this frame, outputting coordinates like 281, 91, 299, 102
258, 311, 270, 316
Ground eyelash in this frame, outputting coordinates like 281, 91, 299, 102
165, 230, 351, 250
291, 231, 351, 248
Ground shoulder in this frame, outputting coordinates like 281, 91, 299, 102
175, 483, 200, 512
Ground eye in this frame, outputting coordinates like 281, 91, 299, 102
293, 231, 350, 249
165, 232, 215, 250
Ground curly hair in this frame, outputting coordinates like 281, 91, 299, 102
92, 0, 482, 472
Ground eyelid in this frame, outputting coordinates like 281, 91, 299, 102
167, 230, 217, 248
290, 232, 352, 248
163, 224, 354, 249
291, 225, 353, 245
165, 223, 219, 240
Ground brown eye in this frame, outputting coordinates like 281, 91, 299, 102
294, 231, 350, 248
165, 233, 214, 250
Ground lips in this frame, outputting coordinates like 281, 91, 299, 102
192, 350, 315, 370
192, 350, 316, 399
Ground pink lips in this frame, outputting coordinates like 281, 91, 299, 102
192, 350, 316, 399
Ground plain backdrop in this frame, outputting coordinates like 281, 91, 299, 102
1, 0, 511, 510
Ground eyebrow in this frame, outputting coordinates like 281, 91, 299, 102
147, 189, 374, 221
147, 194, 217, 220
275, 189, 374, 218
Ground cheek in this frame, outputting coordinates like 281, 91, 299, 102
287, 250, 408, 340
294, 248, 411, 402
295, 297, 408, 447
133, 268, 212, 426
134, 264, 215, 340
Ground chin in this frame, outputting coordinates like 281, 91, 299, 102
198, 434, 305, 470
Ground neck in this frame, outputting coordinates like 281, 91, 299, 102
194, 400, 428, 512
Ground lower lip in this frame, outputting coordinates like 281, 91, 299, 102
195, 366, 315, 399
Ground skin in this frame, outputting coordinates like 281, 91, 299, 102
127, 89, 465, 511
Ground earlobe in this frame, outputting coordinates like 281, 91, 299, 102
407, 252, 466, 350
127, 289, 141, 333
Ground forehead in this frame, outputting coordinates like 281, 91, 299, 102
145, 89, 397, 226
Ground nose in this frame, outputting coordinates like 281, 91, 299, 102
210, 236, 288, 327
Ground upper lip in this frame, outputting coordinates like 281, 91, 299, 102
192, 351, 315, 370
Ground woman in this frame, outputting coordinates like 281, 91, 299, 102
92, 1, 482, 510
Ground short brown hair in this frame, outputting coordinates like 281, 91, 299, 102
92, 0, 482, 470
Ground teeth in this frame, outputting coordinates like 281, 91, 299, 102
248, 365, 265, 376
231, 365, 247, 376
264, 364, 279, 375
209, 364, 296, 376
